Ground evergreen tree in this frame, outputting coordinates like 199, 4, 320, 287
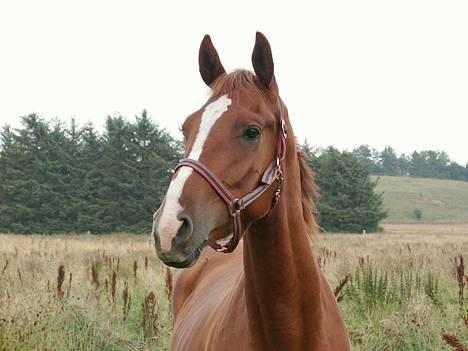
127, 110, 181, 232
0, 115, 51, 232
397, 153, 411, 176
446, 162, 466, 181
306, 146, 387, 233
0, 125, 24, 232
93, 116, 138, 232
380, 146, 399, 176
3, 110, 467, 235
410, 150, 451, 179
75, 123, 106, 232
352, 145, 374, 173
0, 112, 181, 234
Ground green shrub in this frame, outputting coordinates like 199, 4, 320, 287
414, 208, 423, 220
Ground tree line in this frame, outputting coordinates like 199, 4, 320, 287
0, 113, 180, 233
351, 145, 468, 181
0, 114, 391, 234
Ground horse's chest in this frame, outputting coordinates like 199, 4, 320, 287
172, 279, 249, 351
172, 302, 250, 351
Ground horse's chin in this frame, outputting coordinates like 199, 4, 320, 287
157, 224, 230, 268
161, 241, 205, 268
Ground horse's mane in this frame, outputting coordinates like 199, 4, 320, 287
212, 70, 320, 237
297, 148, 320, 238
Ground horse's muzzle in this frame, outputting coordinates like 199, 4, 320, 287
152, 214, 198, 267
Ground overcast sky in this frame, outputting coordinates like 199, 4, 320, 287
1, 0, 467, 164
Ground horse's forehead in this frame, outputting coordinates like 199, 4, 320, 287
183, 95, 232, 129
188, 95, 231, 158
183, 92, 271, 139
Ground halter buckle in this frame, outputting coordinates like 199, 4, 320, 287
273, 169, 283, 205
281, 119, 288, 139
228, 199, 242, 217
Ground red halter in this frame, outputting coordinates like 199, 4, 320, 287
174, 101, 287, 253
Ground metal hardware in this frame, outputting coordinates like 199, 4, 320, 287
273, 168, 283, 205
228, 199, 242, 217
281, 119, 288, 139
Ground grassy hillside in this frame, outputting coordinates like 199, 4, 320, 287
373, 175, 468, 223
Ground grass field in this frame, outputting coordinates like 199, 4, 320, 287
1, 227, 467, 350
373, 176, 468, 224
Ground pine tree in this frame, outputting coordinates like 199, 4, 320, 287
0, 112, 181, 233
380, 146, 399, 176
306, 146, 387, 233
0, 125, 23, 232
75, 123, 105, 232
0, 115, 51, 232
397, 154, 410, 176
127, 110, 180, 232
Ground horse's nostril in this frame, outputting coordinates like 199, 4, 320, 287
174, 217, 193, 244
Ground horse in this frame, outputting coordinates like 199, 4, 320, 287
152, 32, 351, 351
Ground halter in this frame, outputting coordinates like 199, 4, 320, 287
174, 100, 287, 253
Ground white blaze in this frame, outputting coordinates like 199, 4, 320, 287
157, 95, 231, 253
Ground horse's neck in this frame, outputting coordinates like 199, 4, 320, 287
242, 157, 325, 350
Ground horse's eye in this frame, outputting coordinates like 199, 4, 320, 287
243, 127, 261, 141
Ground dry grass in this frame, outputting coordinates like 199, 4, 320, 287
0, 227, 467, 350
0, 234, 173, 350
383, 223, 468, 235
316, 225, 468, 350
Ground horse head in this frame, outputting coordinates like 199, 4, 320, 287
152, 32, 289, 268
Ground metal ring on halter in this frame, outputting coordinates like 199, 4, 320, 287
228, 199, 242, 216
281, 119, 288, 139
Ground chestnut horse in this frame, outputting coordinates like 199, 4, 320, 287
152, 32, 350, 351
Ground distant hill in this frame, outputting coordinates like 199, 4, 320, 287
372, 176, 468, 223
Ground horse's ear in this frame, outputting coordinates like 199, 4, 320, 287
199, 35, 226, 87
252, 32, 275, 89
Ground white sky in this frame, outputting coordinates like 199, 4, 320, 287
1, 0, 467, 164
